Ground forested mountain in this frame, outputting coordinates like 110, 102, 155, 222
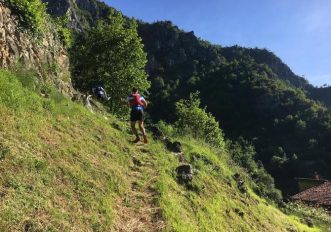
310, 86, 331, 107
137, 21, 331, 194
221, 46, 311, 89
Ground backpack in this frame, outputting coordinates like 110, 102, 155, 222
92, 87, 108, 101
129, 94, 144, 108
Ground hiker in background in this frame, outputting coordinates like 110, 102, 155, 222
92, 86, 110, 101
126, 88, 148, 144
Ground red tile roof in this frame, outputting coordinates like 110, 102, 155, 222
291, 181, 331, 206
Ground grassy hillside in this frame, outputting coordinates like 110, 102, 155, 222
39, 0, 331, 196
0, 69, 324, 231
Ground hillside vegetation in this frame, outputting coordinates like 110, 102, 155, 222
1, 0, 331, 231
136, 21, 331, 195
0, 68, 322, 231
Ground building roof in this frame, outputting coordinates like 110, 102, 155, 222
291, 181, 331, 206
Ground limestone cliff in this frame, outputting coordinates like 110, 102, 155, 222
0, 0, 73, 96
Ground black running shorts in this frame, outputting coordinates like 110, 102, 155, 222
130, 108, 144, 122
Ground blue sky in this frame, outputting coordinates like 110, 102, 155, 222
105, 0, 331, 86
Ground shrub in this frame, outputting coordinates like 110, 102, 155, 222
156, 120, 175, 137
285, 202, 331, 229
227, 138, 283, 203
175, 92, 224, 148
54, 13, 72, 48
7, 0, 47, 33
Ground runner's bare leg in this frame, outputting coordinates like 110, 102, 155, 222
131, 121, 140, 141
138, 121, 148, 143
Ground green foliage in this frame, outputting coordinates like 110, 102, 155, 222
285, 202, 331, 231
0, 69, 43, 113
221, 46, 310, 89
137, 20, 331, 195
175, 92, 224, 147
54, 13, 72, 48
271, 155, 289, 169
9, 64, 42, 92
156, 120, 175, 137
0, 68, 323, 231
71, 10, 150, 115
7, 0, 47, 33
227, 139, 282, 203
153, 76, 165, 90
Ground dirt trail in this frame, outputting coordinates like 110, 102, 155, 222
112, 146, 165, 232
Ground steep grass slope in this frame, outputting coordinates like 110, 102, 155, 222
0, 69, 320, 231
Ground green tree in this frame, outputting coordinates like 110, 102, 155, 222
71, 10, 150, 114
175, 92, 224, 147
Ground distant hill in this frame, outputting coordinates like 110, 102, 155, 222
310, 86, 331, 107
221, 46, 311, 89
137, 20, 331, 194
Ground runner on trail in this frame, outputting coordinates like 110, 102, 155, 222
126, 88, 148, 144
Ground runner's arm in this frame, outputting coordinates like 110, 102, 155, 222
141, 98, 148, 108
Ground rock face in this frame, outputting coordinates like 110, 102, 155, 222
0, 1, 73, 96
42, 0, 112, 31
42, 0, 71, 17
43, 0, 87, 30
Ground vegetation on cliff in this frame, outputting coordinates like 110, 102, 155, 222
7, 0, 48, 32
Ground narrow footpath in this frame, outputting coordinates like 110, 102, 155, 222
112, 145, 165, 232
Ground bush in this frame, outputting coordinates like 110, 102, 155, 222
156, 120, 175, 137
175, 92, 224, 147
227, 138, 283, 203
285, 202, 331, 229
54, 13, 72, 48
7, 0, 47, 33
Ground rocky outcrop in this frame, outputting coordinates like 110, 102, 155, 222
0, 1, 73, 96
42, 0, 71, 17
165, 140, 182, 153
42, 0, 112, 31
176, 164, 193, 184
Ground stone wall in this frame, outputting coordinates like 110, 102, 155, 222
0, 1, 73, 96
